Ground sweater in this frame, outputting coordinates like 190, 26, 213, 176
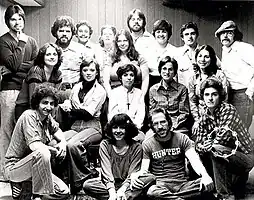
0, 32, 38, 90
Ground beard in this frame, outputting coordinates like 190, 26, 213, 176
56, 36, 72, 48
130, 24, 143, 33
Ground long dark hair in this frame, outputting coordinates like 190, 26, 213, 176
113, 29, 139, 64
34, 43, 63, 71
104, 113, 139, 145
195, 45, 218, 76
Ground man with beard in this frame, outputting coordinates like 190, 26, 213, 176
130, 107, 214, 199
215, 20, 254, 129
0, 4, 38, 181
51, 16, 91, 99
127, 8, 157, 83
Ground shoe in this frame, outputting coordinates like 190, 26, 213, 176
10, 181, 22, 199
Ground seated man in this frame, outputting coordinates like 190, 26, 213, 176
130, 107, 214, 199
4, 83, 69, 200
193, 78, 254, 200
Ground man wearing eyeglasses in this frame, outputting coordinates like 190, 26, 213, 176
215, 20, 254, 129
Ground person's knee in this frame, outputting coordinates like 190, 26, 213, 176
33, 149, 51, 163
147, 185, 159, 198
83, 179, 93, 192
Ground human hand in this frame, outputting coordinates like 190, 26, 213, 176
108, 188, 117, 200
202, 139, 213, 152
54, 140, 67, 161
116, 187, 127, 200
130, 171, 144, 190
200, 174, 214, 192
59, 100, 72, 112
17, 32, 28, 42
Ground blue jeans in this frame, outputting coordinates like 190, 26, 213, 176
64, 128, 102, 192
0, 90, 19, 180
228, 89, 254, 128
5, 150, 69, 198
211, 144, 254, 197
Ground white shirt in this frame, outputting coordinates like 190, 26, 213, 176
108, 86, 145, 129
221, 41, 254, 92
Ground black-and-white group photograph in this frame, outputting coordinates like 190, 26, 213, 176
1, 0, 254, 199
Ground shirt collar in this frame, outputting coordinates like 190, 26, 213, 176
182, 44, 200, 56
157, 79, 178, 91
119, 85, 135, 93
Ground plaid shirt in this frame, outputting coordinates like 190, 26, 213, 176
194, 102, 253, 154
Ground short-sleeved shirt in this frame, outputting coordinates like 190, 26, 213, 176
143, 131, 193, 183
5, 110, 59, 169
59, 41, 89, 83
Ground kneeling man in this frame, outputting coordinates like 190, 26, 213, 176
194, 78, 254, 200
5, 84, 69, 200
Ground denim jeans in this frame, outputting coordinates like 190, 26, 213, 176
228, 89, 254, 129
0, 90, 19, 180
83, 173, 156, 200
5, 150, 69, 198
211, 144, 254, 197
64, 128, 102, 191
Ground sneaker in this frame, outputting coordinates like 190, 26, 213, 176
10, 181, 22, 199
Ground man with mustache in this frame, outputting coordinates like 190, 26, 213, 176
127, 8, 157, 84
215, 20, 254, 128
51, 16, 91, 100
0, 4, 38, 181
194, 78, 254, 200
130, 107, 214, 199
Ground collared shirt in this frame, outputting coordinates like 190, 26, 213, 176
188, 70, 229, 122
149, 42, 177, 76
108, 86, 145, 129
149, 80, 190, 129
59, 41, 88, 83
5, 110, 59, 168
221, 41, 254, 90
175, 44, 221, 88
70, 80, 106, 118
132, 31, 158, 75
174, 45, 200, 87
194, 102, 253, 154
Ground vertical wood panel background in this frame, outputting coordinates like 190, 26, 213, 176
1, 0, 254, 58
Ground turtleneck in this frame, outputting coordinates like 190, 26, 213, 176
78, 79, 96, 103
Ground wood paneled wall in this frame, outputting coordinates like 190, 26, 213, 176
2, 0, 254, 58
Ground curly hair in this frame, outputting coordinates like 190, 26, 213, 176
158, 56, 178, 76
80, 58, 100, 82
31, 83, 59, 109
104, 113, 139, 145
127, 8, 146, 33
180, 22, 199, 38
152, 19, 172, 40
51, 16, 76, 38
76, 20, 93, 37
5, 5, 25, 28
194, 45, 219, 76
34, 43, 63, 71
99, 25, 117, 47
200, 77, 226, 103
113, 29, 139, 64
116, 63, 138, 81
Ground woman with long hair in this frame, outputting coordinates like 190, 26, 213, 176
83, 114, 153, 200
15, 42, 62, 121
104, 29, 149, 99
188, 45, 228, 129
